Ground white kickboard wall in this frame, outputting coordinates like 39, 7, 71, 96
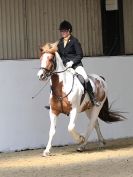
0, 56, 132, 152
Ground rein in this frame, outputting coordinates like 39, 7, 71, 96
40, 57, 75, 100
39, 52, 76, 114
51, 73, 76, 101
39, 65, 76, 101
51, 72, 76, 116
41, 66, 76, 115
40, 66, 72, 76
40, 65, 73, 82
32, 77, 51, 99
53, 67, 72, 74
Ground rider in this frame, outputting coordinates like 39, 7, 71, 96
58, 20, 100, 106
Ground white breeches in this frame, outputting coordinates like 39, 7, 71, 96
75, 66, 89, 82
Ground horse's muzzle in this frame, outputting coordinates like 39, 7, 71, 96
37, 69, 46, 80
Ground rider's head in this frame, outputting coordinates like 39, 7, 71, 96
59, 20, 72, 38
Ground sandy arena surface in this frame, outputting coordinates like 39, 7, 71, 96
0, 138, 133, 177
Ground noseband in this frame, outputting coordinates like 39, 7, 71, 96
40, 54, 72, 78
40, 55, 57, 78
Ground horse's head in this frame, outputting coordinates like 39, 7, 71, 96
37, 42, 58, 81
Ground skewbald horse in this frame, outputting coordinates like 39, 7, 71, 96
37, 42, 125, 156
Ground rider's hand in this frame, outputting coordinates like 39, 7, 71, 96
66, 61, 73, 68
68, 68, 76, 75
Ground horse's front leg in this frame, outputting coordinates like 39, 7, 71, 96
68, 108, 85, 144
43, 110, 57, 157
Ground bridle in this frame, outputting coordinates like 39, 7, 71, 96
40, 54, 57, 79
40, 52, 76, 115
40, 54, 73, 77
40, 54, 76, 97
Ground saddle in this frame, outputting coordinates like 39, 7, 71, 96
76, 73, 93, 91
76, 73, 105, 105
76, 73, 86, 88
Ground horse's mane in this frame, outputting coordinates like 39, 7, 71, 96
40, 41, 58, 54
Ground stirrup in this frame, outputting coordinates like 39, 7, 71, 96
44, 105, 50, 109
93, 99, 101, 107
89, 91, 101, 107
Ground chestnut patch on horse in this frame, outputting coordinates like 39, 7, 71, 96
94, 79, 105, 102
46, 56, 54, 71
81, 101, 92, 112
50, 74, 72, 116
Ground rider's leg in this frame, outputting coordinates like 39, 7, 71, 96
75, 66, 101, 106
86, 81, 101, 106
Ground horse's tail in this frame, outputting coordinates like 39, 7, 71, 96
98, 98, 126, 123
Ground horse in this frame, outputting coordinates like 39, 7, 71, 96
37, 42, 125, 156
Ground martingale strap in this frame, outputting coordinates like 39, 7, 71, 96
51, 73, 76, 115
51, 74, 76, 101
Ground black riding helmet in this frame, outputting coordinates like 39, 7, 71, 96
59, 20, 72, 32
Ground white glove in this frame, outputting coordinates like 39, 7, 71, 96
66, 61, 74, 68
68, 68, 76, 75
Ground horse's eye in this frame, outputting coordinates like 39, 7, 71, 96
48, 56, 53, 61
40, 47, 43, 52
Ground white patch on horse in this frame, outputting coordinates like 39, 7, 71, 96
40, 53, 50, 68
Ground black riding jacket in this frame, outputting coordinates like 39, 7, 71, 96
57, 35, 83, 69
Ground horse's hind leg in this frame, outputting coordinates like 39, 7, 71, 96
95, 119, 106, 147
68, 108, 85, 144
77, 107, 101, 152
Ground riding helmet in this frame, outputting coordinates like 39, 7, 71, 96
59, 20, 72, 32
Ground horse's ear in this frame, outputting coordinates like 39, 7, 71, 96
51, 41, 58, 48
48, 43, 52, 49
53, 41, 59, 46
40, 47, 43, 52
50, 41, 59, 52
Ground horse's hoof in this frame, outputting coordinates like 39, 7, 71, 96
42, 151, 51, 157
99, 140, 106, 146
97, 140, 106, 150
77, 146, 85, 152
79, 135, 85, 145
97, 145, 104, 150
102, 140, 106, 145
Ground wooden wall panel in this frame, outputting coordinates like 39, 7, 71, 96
0, 0, 103, 59
0, 0, 26, 59
123, 0, 133, 54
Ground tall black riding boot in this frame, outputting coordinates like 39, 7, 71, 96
86, 81, 101, 107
